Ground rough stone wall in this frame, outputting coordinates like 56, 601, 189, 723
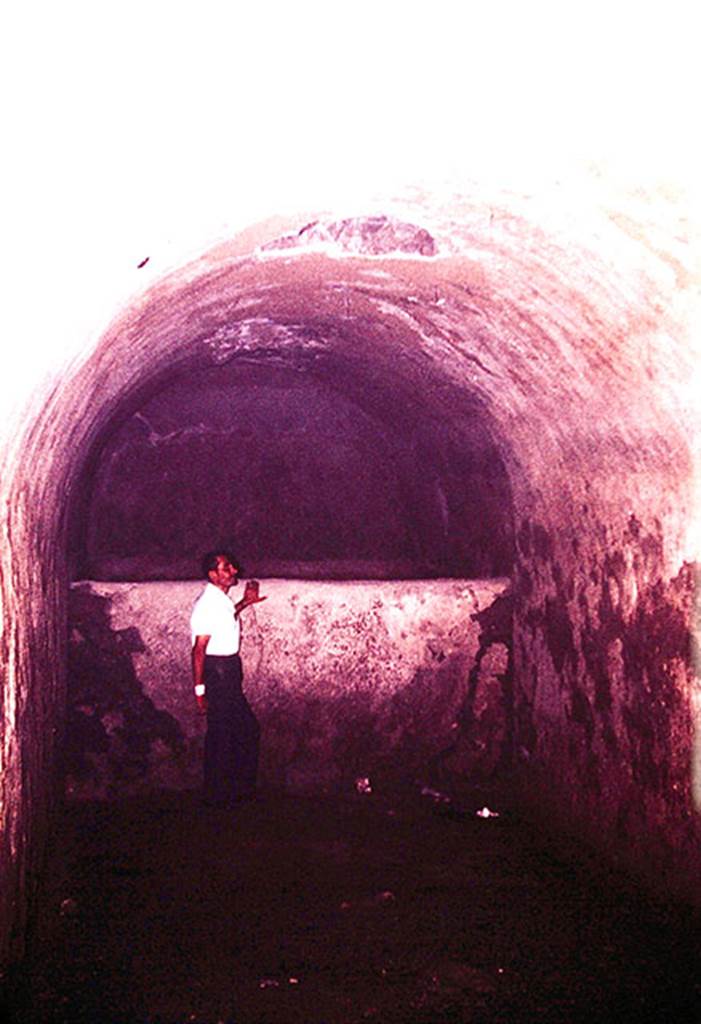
513, 503, 700, 898
65, 578, 510, 799
0, 437, 71, 965
1, 175, 699, 970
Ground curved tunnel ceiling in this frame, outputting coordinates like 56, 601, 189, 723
68, 224, 517, 583
67, 216, 528, 584
26, 201, 693, 595
2, 190, 699, 942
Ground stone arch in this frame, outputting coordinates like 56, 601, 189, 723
1, 189, 698, 963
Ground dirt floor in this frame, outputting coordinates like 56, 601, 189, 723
3, 783, 701, 1023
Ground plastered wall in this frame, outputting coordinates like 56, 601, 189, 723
65, 578, 511, 799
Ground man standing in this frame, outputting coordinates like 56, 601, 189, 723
190, 551, 266, 808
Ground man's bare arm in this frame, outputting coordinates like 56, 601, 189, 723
192, 635, 210, 709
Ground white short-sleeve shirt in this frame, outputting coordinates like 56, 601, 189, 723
190, 582, 241, 655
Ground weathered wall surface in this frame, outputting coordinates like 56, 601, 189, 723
65, 578, 511, 799
1, 178, 699, 970
513, 511, 700, 898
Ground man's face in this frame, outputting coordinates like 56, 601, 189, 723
209, 555, 239, 591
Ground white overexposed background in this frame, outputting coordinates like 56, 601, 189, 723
0, 0, 698, 416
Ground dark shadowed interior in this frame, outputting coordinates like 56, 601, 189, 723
68, 355, 514, 581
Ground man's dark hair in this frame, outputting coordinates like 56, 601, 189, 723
200, 550, 239, 578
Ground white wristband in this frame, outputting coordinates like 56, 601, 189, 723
194, 684, 205, 697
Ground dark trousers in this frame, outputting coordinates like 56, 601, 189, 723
203, 654, 260, 807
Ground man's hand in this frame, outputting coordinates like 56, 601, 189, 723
195, 691, 208, 715
235, 585, 267, 617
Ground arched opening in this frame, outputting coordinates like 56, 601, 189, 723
61, 219, 519, 800
68, 352, 514, 583
1, 197, 698, 1003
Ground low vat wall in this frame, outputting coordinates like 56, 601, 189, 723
66, 578, 511, 798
